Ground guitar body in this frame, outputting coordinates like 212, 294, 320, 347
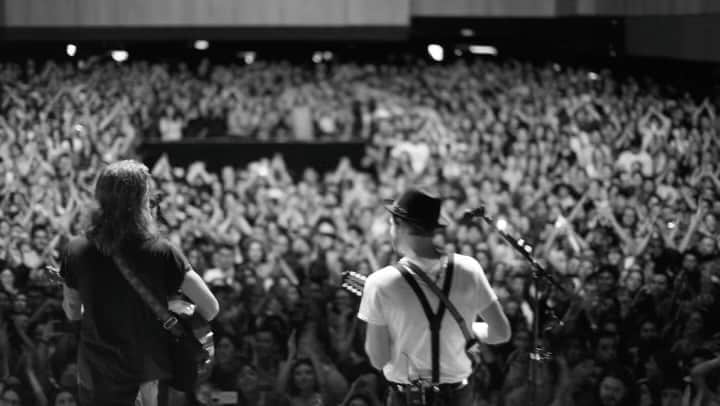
169, 311, 214, 391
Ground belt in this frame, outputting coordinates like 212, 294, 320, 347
389, 378, 468, 393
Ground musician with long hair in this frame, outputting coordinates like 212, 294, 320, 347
60, 160, 219, 406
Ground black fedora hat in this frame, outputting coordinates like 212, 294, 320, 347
384, 188, 446, 230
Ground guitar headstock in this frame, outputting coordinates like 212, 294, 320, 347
43, 265, 65, 286
341, 270, 367, 297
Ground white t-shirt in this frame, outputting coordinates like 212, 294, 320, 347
616, 150, 653, 176
159, 117, 183, 141
357, 254, 497, 384
390, 142, 431, 174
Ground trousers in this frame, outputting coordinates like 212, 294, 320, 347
386, 381, 475, 406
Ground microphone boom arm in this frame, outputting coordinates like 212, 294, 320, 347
467, 209, 567, 294
465, 207, 570, 406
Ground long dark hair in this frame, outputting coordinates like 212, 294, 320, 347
85, 160, 156, 255
287, 357, 321, 396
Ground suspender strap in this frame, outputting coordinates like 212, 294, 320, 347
395, 255, 454, 384
400, 257, 478, 350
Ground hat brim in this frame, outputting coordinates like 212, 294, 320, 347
383, 201, 447, 229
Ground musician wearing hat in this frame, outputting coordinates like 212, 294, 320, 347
357, 188, 511, 406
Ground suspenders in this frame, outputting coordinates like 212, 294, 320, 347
395, 255, 455, 384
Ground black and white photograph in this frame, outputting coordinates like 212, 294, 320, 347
0, 1, 719, 405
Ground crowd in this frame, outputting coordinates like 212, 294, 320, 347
0, 55, 719, 406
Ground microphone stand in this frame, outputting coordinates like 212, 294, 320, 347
469, 210, 569, 406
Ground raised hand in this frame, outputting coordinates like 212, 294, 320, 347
287, 329, 298, 360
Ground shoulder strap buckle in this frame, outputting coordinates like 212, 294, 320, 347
162, 316, 179, 330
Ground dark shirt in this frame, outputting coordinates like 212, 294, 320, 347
239, 391, 291, 406
60, 236, 190, 383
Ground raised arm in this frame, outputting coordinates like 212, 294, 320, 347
600, 206, 634, 249
277, 330, 298, 395
678, 206, 705, 253
625, 210, 656, 255
691, 355, 720, 404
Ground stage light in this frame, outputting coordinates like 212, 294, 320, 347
427, 44, 444, 62
460, 28, 475, 37
66, 44, 77, 57
111, 50, 129, 63
588, 72, 599, 80
242, 52, 256, 64
323, 51, 333, 61
194, 40, 209, 50
312, 52, 323, 64
468, 45, 498, 56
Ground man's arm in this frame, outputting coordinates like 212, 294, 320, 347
364, 322, 392, 370
62, 284, 82, 321
473, 301, 511, 345
357, 271, 390, 371
180, 271, 219, 321
691, 355, 720, 403
468, 256, 511, 345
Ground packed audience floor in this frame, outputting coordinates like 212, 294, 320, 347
0, 56, 719, 406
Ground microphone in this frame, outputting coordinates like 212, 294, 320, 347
460, 207, 486, 223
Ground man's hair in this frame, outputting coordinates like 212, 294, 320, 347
86, 160, 156, 255
287, 357, 320, 396
30, 224, 48, 238
393, 215, 434, 237
599, 365, 634, 391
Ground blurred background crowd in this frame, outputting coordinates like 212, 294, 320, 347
0, 54, 719, 406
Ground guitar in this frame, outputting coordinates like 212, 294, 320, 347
341, 270, 486, 369
44, 265, 215, 390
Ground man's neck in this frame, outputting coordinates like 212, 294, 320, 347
403, 253, 445, 277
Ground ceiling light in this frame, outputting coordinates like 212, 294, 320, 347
111, 50, 128, 63
194, 40, 209, 50
468, 45, 498, 56
66, 44, 77, 57
427, 44, 444, 62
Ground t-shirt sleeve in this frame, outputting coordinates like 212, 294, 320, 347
59, 242, 78, 289
466, 256, 498, 313
357, 271, 387, 326
164, 241, 193, 293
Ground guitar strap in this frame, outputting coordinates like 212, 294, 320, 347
394, 255, 454, 384
112, 254, 185, 338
